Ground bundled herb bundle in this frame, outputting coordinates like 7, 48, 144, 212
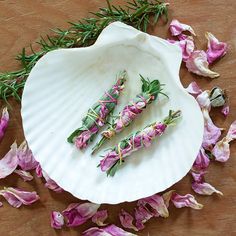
99, 110, 181, 176
67, 71, 127, 149
92, 75, 166, 153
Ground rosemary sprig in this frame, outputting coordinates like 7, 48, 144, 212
0, 0, 168, 102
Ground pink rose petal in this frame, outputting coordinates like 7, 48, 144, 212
202, 109, 221, 149
193, 147, 210, 171
168, 36, 194, 62
186, 82, 202, 96
51, 211, 64, 229
191, 170, 206, 183
35, 163, 43, 178
138, 194, 169, 218
169, 19, 196, 36
119, 209, 138, 231
134, 205, 153, 231
212, 121, 236, 162
221, 105, 229, 117
205, 32, 227, 64
62, 202, 100, 227
92, 209, 108, 226
82, 224, 137, 236
171, 193, 203, 210
192, 182, 223, 196
0, 142, 18, 179
196, 91, 211, 110
162, 190, 176, 208
186, 50, 220, 78
42, 171, 63, 193
14, 169, 33, 182
212, 137, 230, 162
0, 107, 9, 142
17, 141, 38, 171
0, 187, 39, 208
227, 120, 236, 141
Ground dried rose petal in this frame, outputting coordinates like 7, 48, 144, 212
209, 87, 227, 108
14, 169, 33, 182
212, 121, 236, 162
0, 202, 2, 207
191, 170, 206, 183
186, 50, 220, 78
92, 209, 108, 226
17, 141, 38, 171
202, 109, 221, 149
171, 193, 203, 210
119, 209, 138, 231
162, 190, 175, 208
0, 142, 18, 179
169, 19, 196, 36
196, 91, 211, 110
82, 224, 137, 236
221, 105, 229, 117
193, 147, 210, 171
0, 107, 9, 142
0, 187, 39, 208
62, 202, 100, 227
212, 137, 230, 162
51, 211, 64, 229
168, 37, 194, 62
42, 171, 63, 193
205, 32, 227, 64
138, 194, 169, 218
186, 82, 202, 96
227, 120, 236, 141
134, 205, 153, 231
35, 163, 43, 178
192, 182, 223, 196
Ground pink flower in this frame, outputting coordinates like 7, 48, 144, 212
119, 209, 138, 231
192, 147, 210, 171
202, 109, 221, 149
42, 171, 63, 193
205, 32, 227, 64
186, 50, 220, 78
186, 82, 202, 96
0, 142, 18, 179
51, 211, 64, 229
62, 202, 100, 227
138, 194, 169, 218
0, 107, 9, 142
92, 209, 108, 226
212, 120, 236, 162
82, 224, 137, 236
168, 36, 195, 62
192, 182, 223, 196
100, 150, 120, 172
17, 141, 38, 171
171, 193, 203, 210
14, 169, 33, 182
134, 205, 153, 231
0, 187, 39, 208
169, 19, 196, 36
221, 105, 229, 117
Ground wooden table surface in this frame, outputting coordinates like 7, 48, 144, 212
0, 1, 235, 235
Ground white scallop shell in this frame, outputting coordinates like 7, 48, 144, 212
21, 22, 204, 204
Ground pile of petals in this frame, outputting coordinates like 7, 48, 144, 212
50, 191, 203, 233
168, 19, 228, 78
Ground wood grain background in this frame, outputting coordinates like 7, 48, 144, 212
0, 0, 235, 235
